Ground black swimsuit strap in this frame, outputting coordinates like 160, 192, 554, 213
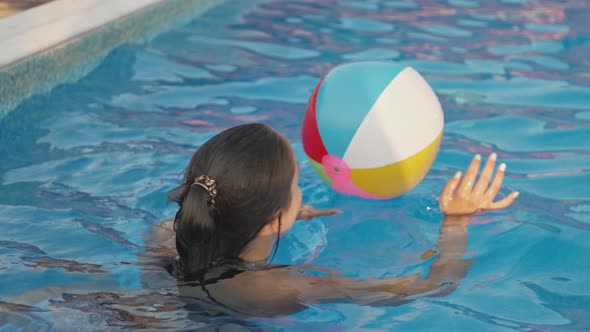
179, 259, 291, 314
198, 275, 246, 314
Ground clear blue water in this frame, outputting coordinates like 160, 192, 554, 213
1, 0, 589, 330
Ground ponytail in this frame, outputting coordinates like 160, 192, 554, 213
174, 183, 218, 277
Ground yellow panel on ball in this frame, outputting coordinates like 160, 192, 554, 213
350, 131, 443, 198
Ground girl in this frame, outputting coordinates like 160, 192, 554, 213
151, 123, 518, 316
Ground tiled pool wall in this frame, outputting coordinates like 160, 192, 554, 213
0, 0, 224, 119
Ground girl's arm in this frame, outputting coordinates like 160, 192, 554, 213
287, 153, 518, 305
405, 152, 518, 293
286, 215, 472, 306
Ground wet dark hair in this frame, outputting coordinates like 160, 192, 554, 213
168, 123, 295, 279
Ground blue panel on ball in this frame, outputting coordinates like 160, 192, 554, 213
315, 61, 405, 158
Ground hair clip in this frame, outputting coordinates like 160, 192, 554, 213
193, 175, 218, 205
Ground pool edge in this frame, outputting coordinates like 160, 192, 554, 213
0, 0, 225, 119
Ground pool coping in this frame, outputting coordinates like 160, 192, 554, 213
0, 0, 223, 118
0, 0, 171, 71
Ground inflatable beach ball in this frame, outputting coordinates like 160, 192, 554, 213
302, 61, 444, 199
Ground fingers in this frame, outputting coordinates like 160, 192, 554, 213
299, 206, 342, 220
441, 153, 518, 215
489, 191, 519, 210
472, 153, 497, 196
458, 154, 481, 196
314, 208, 343, 217
440, 171, 462, 209
484, 163, 506, 202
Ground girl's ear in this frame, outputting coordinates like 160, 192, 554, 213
257, 215, 281, 237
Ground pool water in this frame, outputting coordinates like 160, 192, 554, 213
1, 0, 590, 330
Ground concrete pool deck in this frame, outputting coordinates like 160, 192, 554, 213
0, 0, 223, 118
0, 0, 184, 70
0, 0, 55, 19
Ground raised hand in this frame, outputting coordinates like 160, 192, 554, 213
439, 153, 519, 216
297, 204, 342, 220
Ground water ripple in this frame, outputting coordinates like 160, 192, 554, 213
1, 0, 589, 329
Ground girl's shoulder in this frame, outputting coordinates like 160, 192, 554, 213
178, 261, 305, 316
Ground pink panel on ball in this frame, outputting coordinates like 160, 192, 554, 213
321, 155, 384, 199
